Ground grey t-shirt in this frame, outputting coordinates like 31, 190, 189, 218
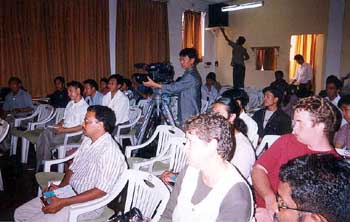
160, 166, 253, 222
229, 41, 249, 67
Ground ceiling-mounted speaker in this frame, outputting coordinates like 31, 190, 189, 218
208, 3, 228, 28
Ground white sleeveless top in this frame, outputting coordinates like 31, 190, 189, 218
172, 163, 254, 222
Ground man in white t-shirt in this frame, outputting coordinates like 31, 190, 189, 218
35, 81, 88, 168
291, 54, 313, 95
102, 74, 129, 130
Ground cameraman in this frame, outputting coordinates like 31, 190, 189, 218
143, 48, 202, 125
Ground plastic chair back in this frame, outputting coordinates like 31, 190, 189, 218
256, 135, 281, 157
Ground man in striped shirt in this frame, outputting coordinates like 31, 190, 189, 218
14, 105, 127, 221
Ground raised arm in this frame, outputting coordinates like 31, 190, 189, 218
220, 27, 231, 44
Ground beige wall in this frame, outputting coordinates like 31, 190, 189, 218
341, 0, 350, 76
216, 0, 330, 89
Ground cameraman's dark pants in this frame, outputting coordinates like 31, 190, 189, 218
233, 64, 245, 89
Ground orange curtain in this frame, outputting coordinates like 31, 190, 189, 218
0, 0, 110, 97
116, 0, 169, 79
289, 34, 317, 79
256, 48, 277, 71
182, 10, 202, 61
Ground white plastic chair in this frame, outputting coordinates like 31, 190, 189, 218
200, 99, 209, 113
115, 107, 142, 147
125, 125, 185, 158
0, 119, 10, 191
255, 135, 281, 157
132, 137, 187, 176
122, 169, 170, 222
20, 108, 64, 163
10, 104, 54, 156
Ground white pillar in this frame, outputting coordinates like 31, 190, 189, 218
109, 0, 117, 74
324, 0, 345, 80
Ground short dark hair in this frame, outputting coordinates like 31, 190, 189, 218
83, 79, 99, 91
67, 81, 84, 96
338, 95, 350, 108
294, 54, 304, 61
8, 76, 21, 85
54, 76, 65, 84
213, 96, 248, 136
184, 113, 235, 161
221, 88, 249, 109
326, 75, 342, 90
263, 86, 283, 105
87, 105, 116, 134
237, 36, 246, 45
179, 48, 199, 64
280, 154, 350, 222
206, 72, 216, 81
100, 77, 108, 84
122, 78, 132, 89
274, 70, 284, 78
108, 74, 123, 85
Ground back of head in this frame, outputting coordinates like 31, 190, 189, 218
237, 36, 246, 45
294, 96, 339, 142
184, 112, 235, 161
54, 76, 65, 85
206, 72, 216, 81
8, 76, 21, 85
67, 80, 84, 96
179, 48, 199, 64
221, 88, 249, 109
280, 154, 350, 222
87, 105, 116, 134
100, 77, 108, 84
294, 54, 304, 61
274, 70, 284, 80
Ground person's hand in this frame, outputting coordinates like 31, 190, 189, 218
160, 171, 176, 185
220, 26, 225, 32
142, 77, 156, 88
42, 196, 66, 214
54, 126, 65, 134
42, 183, 60, 193
255, 208, 275, 222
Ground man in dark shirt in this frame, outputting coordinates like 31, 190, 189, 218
48, 76, 70, 108
220, 27, 249, 89
270, 70, 289, 96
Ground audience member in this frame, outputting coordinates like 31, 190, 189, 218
102, 74, 129, 128
334, 95, 350, 148
290, 54, 313, 95
100, 77, 109, 95
281, 85, 298, 117
160, 113, 253, 221
221, 88, 258, 143
120, 78, 134, 100
83, 79, 103, 106
201, 72, 219, 106
14, 105, 127, 221
220, 27, 249, 89
2, 77, 34, 118
252, 96, 340, 211
252, 86, 292, 139
144, 48, 202, 125
256, 154, 350, 222
270, 70, 289, 96
211, 97, 256, 181
35, 81, 88, 168
48, 76, 70, 108
325, 75, 342, 107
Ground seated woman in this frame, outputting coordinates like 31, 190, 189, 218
211, 96, 256, 181
160, 113, 253, 222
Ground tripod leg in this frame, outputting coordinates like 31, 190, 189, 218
162, 102, 176, 127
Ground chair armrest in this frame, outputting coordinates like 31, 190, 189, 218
43, 152, 77, 172
28, 113, 55, 130
131, 144, 172, 171
14, 114, 37, 127
125, 130, 159, 157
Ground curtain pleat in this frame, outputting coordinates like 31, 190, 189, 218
182, 10, 202, 61
0, 0, 110, 97
116, 0, 169, 79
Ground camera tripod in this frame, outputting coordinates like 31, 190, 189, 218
137, 90, 176, 145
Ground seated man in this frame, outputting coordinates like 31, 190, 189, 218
325, 75, 342, 107
270, 70, 289, 96
100, 77, 110, 95
201, 72, 219, 105
252, 86, 291, 139
2, 76, 33, 118
102, 74, 129, 128
83, 79, 103, 106
256, 154, 350, 222
35, 81, 88, 167
14, 105, 127, 221
252, 96, 340, 210
334, 95, 350, 148
48, 76, 70, 108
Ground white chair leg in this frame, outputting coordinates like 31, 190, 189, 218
10, 136, 18, 156
21, 138, 30, 163
57, 146, 65, 173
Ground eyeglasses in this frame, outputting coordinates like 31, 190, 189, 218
83, 118, 99, 124
277, 195, 314, 213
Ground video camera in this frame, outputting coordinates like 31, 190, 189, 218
133, 62, 175, 84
